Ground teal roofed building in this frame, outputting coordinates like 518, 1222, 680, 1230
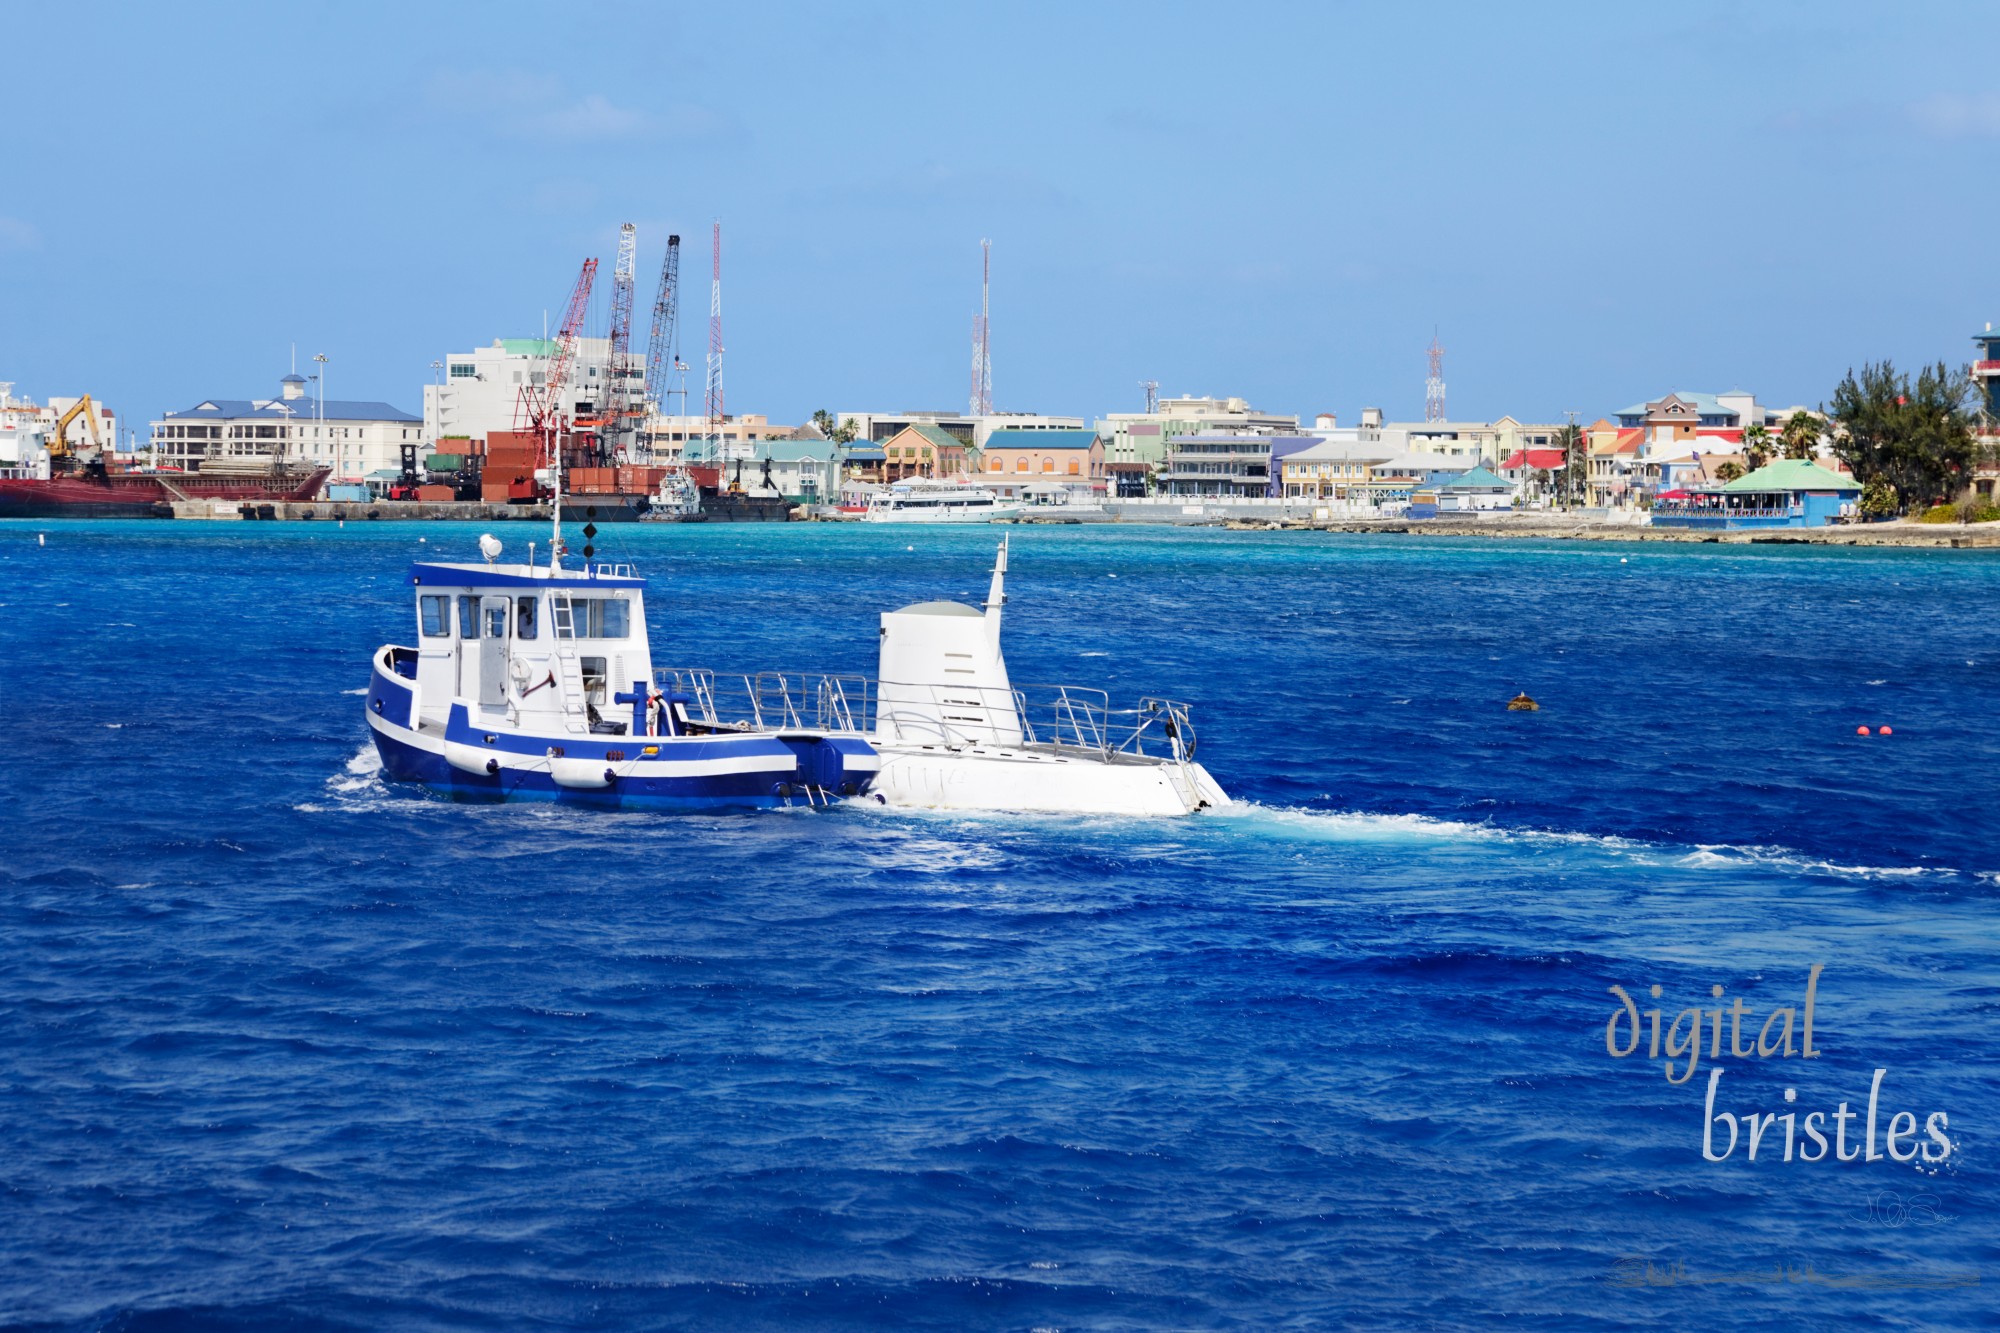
1651, 458, 1861, 529
1432, 464, 1514, 512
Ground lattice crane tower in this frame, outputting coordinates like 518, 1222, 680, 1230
602, 222, 638, 461
641, 234, 681, 465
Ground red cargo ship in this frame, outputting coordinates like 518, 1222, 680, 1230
0, 464, 332, 519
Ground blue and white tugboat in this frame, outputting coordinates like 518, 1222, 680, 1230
364, 482, 877, 810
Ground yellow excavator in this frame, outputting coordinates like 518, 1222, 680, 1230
49, 394, 104, 460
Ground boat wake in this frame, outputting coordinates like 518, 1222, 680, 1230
1205, 801, 1976, 884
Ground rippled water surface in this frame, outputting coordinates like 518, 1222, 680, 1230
2, 520, 1996, 1330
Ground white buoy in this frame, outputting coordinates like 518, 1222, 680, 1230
1620, 557, 1627, 564
38, 533, 46, 547
907, 545, 914, 551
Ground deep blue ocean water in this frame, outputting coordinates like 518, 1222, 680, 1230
1, 519, 1996, 1331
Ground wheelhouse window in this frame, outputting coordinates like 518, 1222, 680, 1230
457, 595, 479, 638
515, 596, 538, 640
419, 595, 451, 637
553, 596, 630, 639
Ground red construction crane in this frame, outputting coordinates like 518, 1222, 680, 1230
516, 257, 599, 472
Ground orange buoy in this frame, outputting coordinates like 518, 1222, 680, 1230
1856, 726, 1871, 736
1879, 725, 1893, 736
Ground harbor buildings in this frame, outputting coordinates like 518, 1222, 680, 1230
1585, 419, 1642, 507
1279, 440, 1399, 502
1372, 416, 1565, 470
831, 409, 1084, 450
642, 413, 807, 461
879, 423, 975, 481
1428, 465, 1514, 512
149, 374, 421, 480
1160, 432, 1273, 498
0, 384, 119, 457
1612, 390, 1762, 441
1973, 325, 2000, 501
979, 428, 1105, 498
1650, 459, 1860, 529
718, 440, 840, 505
1097, 396, 1299, 469
425, 337, 620, 449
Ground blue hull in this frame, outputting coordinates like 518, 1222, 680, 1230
369, 724, 871, 812
366, 645, 877, 814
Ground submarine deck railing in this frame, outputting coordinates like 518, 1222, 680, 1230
654, 668, 1197, 763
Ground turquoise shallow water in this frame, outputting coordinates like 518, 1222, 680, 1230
1, 520, 1996, 1330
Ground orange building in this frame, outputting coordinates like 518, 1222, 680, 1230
978, 428, 1105, 496
879, 423, 975, 482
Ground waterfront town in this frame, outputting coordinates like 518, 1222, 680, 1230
5, 296, 2000, 532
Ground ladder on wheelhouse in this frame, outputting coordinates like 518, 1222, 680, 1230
550, 598, 588, 734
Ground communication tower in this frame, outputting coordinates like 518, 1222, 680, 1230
1425, 331, 1446, 423
701, 221, 724, 465
968, 239, 992, 416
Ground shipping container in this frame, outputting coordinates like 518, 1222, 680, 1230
416, 485, 455, 502
481, 482, 512, 502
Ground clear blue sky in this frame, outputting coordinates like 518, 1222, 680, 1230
6, 1, 1999, 434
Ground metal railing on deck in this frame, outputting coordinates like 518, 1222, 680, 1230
654, 667, 1199, 763
655, 668, 875, 734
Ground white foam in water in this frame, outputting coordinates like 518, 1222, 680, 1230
304, 746, 389, 811
1210, 801, 1953, 882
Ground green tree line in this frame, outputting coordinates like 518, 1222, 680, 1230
1826, 361, 1977, 512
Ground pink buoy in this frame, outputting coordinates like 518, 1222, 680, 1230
1879, 725, 1893, 736
1856, 726, 1871, 736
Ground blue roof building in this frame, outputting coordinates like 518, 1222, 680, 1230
149, 372, 423, 481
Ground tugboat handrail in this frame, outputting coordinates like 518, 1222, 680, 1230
654, 666, 1199, 762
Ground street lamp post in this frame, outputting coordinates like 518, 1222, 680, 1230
313, 353, 328, 478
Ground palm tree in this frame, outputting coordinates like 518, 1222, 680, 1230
1741, 423, 1773, 470
1780, 412, 1821, 460
1715, 461, 1744, 482
1551, 423, 1584, 510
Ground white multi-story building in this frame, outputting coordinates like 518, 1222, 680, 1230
1096, 395, 1298, 467
149, 373, 421, 480
424, 336, 630, 448
0, 383, 120, 456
